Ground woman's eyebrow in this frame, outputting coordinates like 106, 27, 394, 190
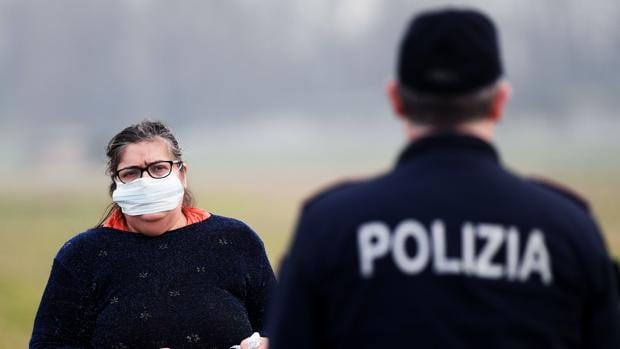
118, 160, 170, 169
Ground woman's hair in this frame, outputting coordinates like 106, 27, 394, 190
97, 119, 195, 226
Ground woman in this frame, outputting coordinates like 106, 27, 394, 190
31, 120, 274, 349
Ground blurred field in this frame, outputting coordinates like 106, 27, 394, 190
0, 174, 309, 348
0, 167, 619, 348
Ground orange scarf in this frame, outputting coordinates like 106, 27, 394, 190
102, 207, 210, 231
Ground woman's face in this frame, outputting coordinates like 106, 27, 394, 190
116, 137, 187, 230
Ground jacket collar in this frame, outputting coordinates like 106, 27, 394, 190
396, 132, 500, 167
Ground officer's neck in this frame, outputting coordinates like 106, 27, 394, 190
404, 118, 496, 144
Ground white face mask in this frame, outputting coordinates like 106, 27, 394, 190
112, 173, 185, 216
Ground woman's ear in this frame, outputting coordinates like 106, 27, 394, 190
179, 162, 189, 188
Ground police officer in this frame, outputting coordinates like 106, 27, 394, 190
266, 7, 620, 349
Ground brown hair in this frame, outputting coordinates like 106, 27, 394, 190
97, 120, 195, 226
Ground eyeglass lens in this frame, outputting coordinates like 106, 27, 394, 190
117, 161, 175, 183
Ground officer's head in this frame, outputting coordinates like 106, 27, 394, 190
387, 8, 511, 130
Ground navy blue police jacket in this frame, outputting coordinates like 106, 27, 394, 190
267, 132, 620, 349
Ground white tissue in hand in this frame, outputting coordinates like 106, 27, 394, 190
229, 332, 261, 349
247, 332, 261, 349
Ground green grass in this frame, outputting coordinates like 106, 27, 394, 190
1, 169, 618, 348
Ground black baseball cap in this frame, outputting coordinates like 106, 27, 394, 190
397, 8, 503, 95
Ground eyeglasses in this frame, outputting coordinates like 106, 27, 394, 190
114, 160, 183, 184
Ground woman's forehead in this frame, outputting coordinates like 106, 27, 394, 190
117, 138, 172, 167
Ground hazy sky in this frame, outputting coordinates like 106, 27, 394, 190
0, 0, 618, 178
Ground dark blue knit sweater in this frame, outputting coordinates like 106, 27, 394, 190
31, 214, 276, 349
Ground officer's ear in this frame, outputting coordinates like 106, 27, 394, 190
386, 80, 407, 120
489, 80, 512, 122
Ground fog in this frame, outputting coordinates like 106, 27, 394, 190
0, 0, 618, 185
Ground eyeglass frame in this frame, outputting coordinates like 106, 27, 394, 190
113, 160, 184, 184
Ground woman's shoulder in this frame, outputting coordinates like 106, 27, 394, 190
203, 214, 264, 244
54, 227, 112, 265
205, 214, 253, 231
